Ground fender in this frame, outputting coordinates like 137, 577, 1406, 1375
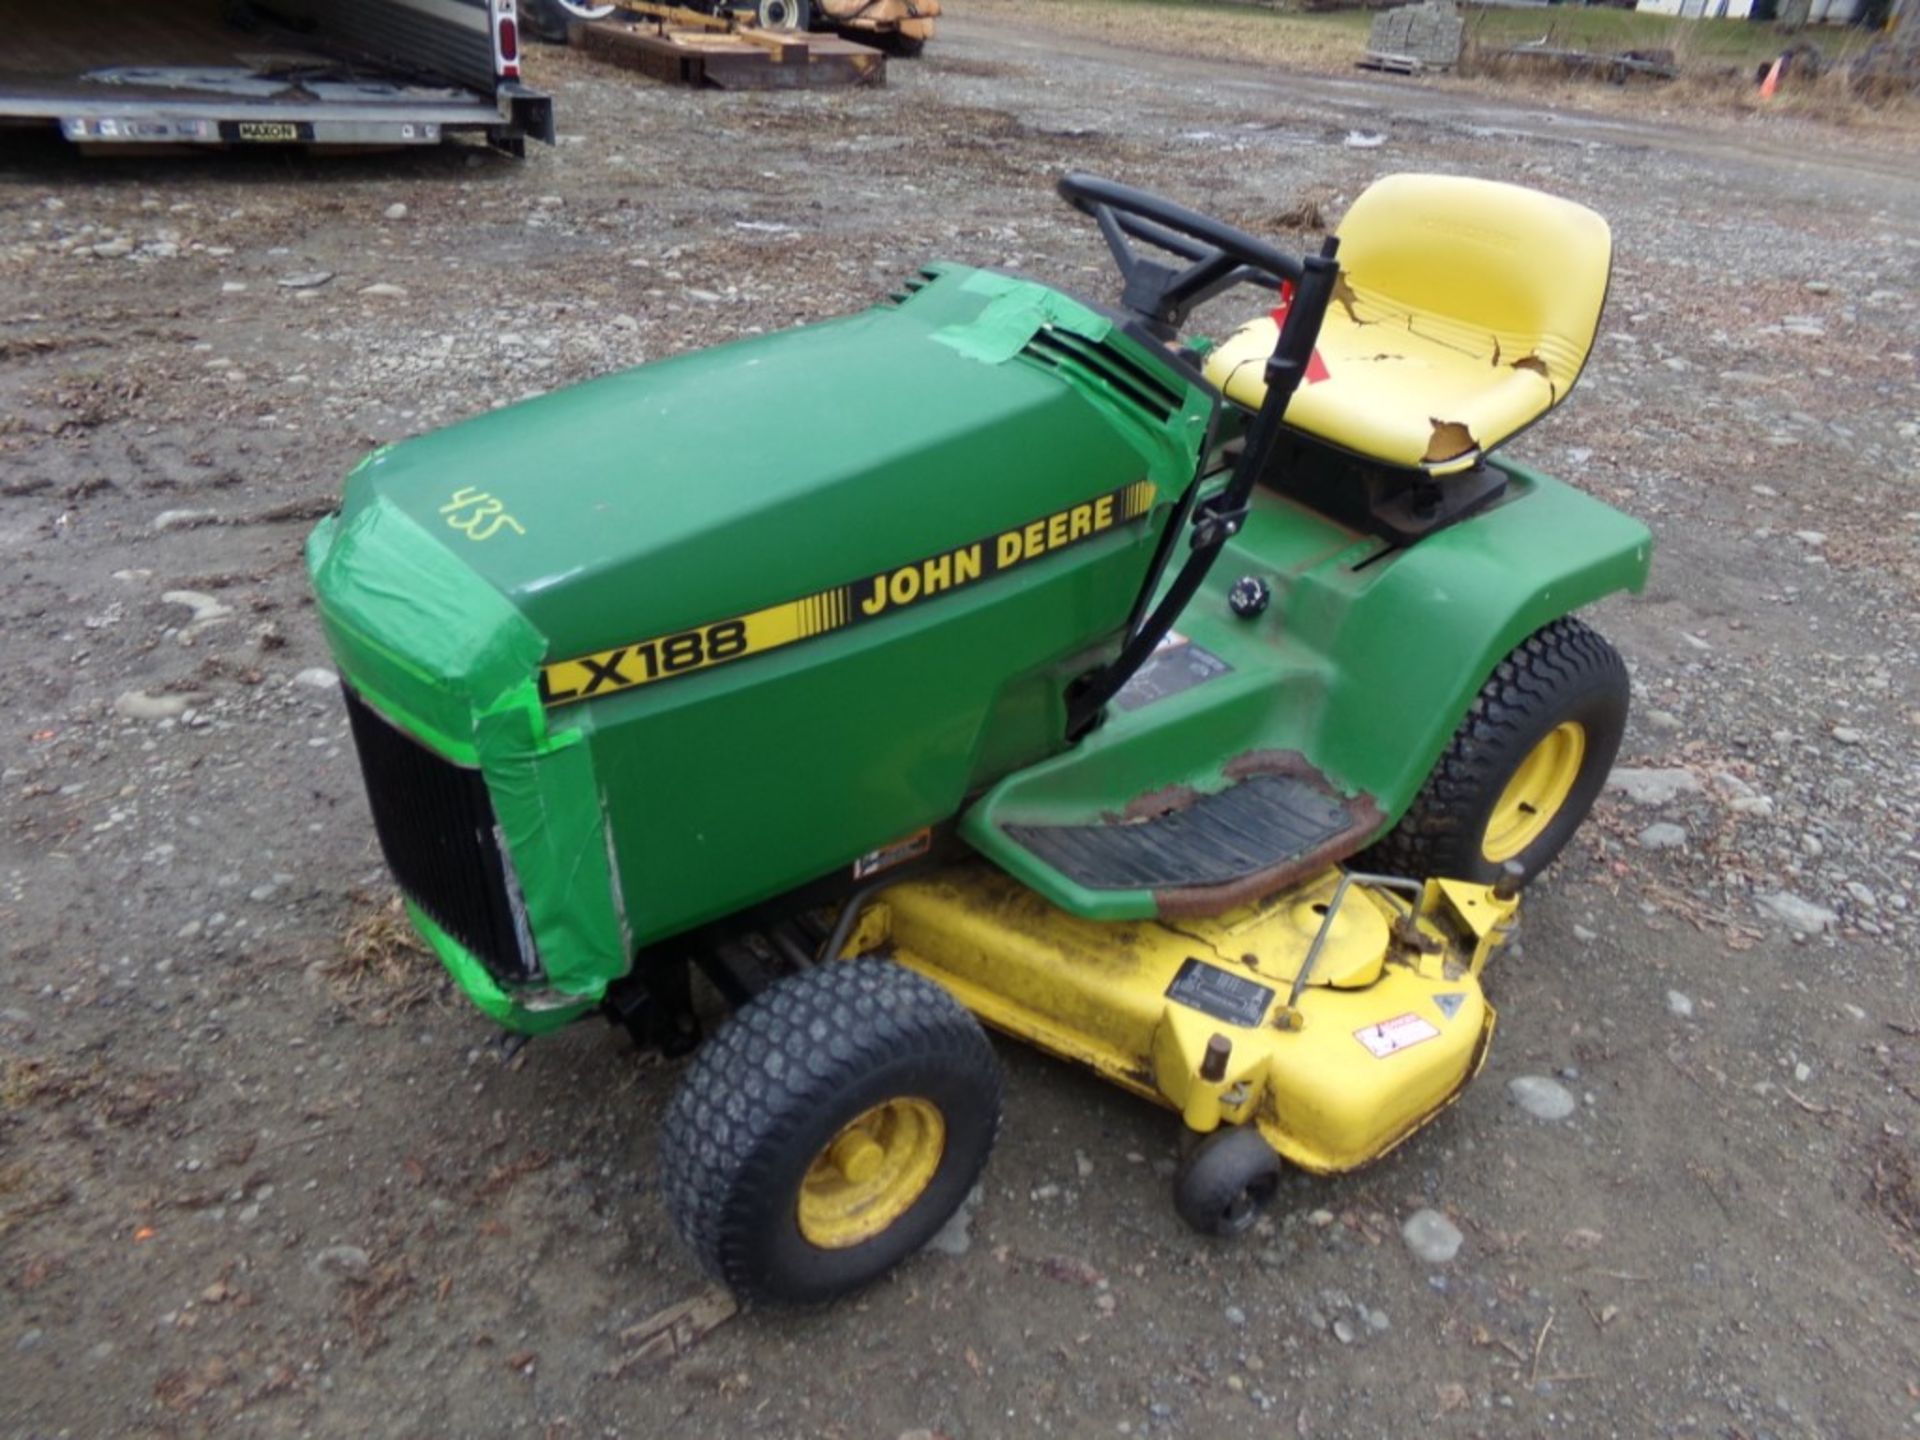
1292, 460, 1652, 822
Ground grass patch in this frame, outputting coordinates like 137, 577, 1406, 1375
972, 0, 1913, 125
1458, 5, 1798, 71
975, 0, 1376, 68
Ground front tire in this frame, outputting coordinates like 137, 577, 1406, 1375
660, 958, 1001, 1305
1363, 616, 1629, 887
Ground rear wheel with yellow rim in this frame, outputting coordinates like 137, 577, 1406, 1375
661, 957, 1001, 1305
1361, 617, 1628, 888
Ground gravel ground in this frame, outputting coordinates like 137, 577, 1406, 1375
3, 13, 1919, 1439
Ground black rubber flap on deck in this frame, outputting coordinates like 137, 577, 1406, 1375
1003, 772, 1357, 892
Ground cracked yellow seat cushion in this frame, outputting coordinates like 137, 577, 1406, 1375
1204, 174, 1612, 476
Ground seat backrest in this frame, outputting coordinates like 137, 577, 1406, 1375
1335, 174, 1612, 398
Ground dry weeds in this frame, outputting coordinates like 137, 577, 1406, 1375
970, 0, 1920, 133
325, 893, 446, 1023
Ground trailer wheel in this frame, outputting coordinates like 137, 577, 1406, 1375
1363, 616, 1629, 888
1173, 1125, 1282, 1237
521, 0, 615, 42
758, 0, 810, 29
660, 958, 1000, 1305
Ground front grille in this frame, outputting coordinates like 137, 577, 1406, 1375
340, 686, 538, 984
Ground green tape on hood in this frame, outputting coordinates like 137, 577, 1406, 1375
308, 495, 628, 1010
932, 271, 1113, 365
930, 269, 1214, 508
307, 494, 541, 754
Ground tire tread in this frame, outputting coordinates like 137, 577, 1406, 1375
660, 959, 1000, 1299
1362, 616, 1628, 884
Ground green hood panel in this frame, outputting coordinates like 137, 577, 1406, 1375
337, 265, 1209, 666
311, 265, 1216, 1018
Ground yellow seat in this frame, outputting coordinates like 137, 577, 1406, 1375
1203, 174, 1612, 476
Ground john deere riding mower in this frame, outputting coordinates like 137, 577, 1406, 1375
309, 174, 1648, 1303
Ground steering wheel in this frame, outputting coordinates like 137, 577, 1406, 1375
1058, 173, 1304, 339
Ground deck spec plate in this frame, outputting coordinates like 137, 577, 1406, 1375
1165, 957, 1275, 1028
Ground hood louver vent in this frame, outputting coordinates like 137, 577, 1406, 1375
1020, 326, 1181, 425
885, 268, 941, 306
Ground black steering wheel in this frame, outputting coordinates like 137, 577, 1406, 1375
1058, 173, 1305, 340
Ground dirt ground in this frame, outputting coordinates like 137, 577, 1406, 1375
3, 11, 1919, 1439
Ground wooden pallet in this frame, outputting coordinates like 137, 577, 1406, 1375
570, 17, 885, 89
1356, 50, 1425, 74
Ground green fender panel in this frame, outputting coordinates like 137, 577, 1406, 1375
1298, 460, 1652, 813
963, 461, 1652, 920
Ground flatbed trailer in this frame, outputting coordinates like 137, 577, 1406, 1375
0, 0, 553, 153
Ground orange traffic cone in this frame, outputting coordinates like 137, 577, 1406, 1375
1760, 56, 1783, 98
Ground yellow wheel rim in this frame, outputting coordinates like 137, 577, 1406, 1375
1482, 721, 1587, 863
796, 1098, 946, 1250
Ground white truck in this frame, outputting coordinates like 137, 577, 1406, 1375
1, 1, 557, 152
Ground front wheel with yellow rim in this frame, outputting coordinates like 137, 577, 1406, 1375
1361, 616, 1629, 888
660, 958, 1001, 1305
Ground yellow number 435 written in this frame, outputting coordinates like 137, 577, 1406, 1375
440, 486, 525, 542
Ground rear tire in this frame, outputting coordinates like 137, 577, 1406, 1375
1362, 616, 1629, 887
660, 958, 1001, 1305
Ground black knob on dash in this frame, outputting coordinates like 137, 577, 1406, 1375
1228, 575, 1271, 619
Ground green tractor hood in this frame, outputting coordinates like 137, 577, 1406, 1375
321, 264, 1210, 687
308, 264, 1214, 1026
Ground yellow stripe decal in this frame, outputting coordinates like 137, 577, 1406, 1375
538, 480, 1158, 707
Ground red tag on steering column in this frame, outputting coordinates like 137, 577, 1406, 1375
1271, 281, 1331, 385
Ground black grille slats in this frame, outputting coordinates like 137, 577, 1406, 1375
1021, 327, 1182, 425
340, 686, 538, 983
884, 267, 940, 306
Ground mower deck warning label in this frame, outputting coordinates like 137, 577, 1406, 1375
1354, 1013, 1441, 1059
1165, 958, 1275, 1028
538, 480, 1158, 707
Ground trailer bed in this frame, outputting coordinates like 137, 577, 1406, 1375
0, 0, 548, 150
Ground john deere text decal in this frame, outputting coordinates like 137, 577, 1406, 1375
538, 480, 1156, 707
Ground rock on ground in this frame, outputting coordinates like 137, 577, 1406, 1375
1759, 891, 1839, 936
1606, 767, 1703, 806
1401, 1208, 1464, 1264
1507, 1075, 1578, 1121
1638, 821, 1688, 851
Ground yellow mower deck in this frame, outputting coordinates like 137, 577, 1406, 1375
851, 864, 1515, 1174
